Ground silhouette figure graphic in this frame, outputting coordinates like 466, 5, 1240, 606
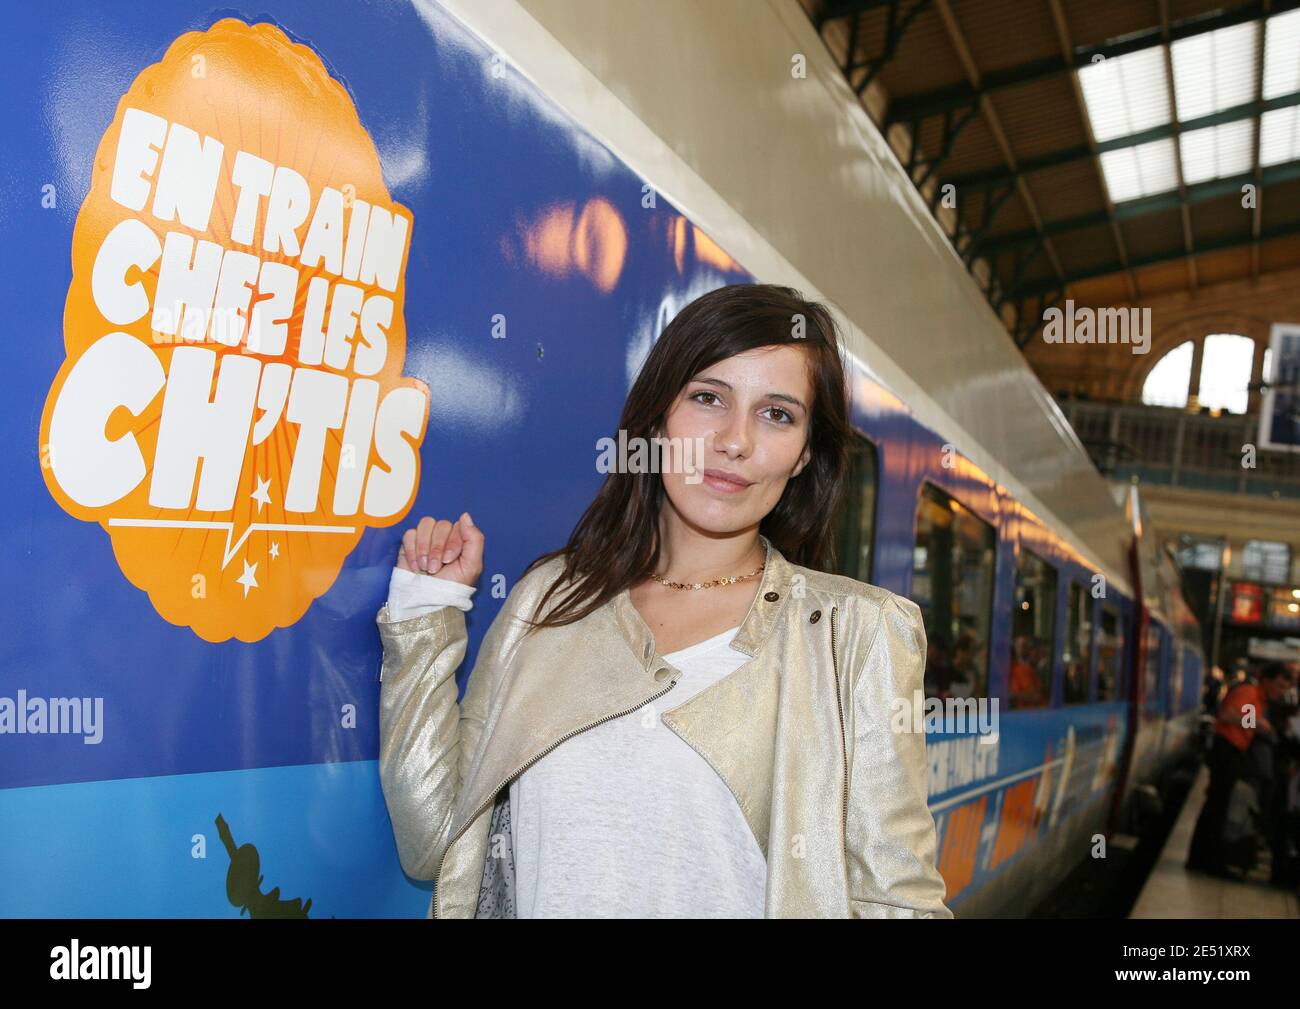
216, 813, 313, 918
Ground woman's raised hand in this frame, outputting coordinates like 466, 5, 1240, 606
396, 513, 483, 588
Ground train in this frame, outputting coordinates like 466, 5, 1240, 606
836, 387, 1208, 915
0, 0, 1205, 916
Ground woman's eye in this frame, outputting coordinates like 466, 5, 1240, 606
764, 407, 794, 424
690, 391, 720, 406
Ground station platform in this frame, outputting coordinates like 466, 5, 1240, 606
1130, 765, 1299, 918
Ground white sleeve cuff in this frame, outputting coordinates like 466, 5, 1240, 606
386, 566, 477, 621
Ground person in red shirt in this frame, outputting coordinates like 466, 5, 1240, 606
1009, 635, 1047, 708
1186, 664, 1293, 877
1215, 680, 1267, 751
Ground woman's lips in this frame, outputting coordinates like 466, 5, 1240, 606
702, 469, 752, 493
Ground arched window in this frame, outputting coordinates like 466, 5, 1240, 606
1197, 333, 1254, 414
1141, 333, 1259, 412
1142, 340, 1193, 407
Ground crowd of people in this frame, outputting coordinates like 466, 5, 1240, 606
1186, 659, 1300, 888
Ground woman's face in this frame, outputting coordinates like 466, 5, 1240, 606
657, 345, 813, 538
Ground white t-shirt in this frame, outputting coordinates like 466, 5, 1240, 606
385, 569, 768, 918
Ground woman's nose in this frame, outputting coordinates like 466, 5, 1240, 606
712, 416, 752, 456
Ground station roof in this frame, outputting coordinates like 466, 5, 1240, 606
809, 0, 1300, 346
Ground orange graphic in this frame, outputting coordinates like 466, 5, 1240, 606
989, 777, 1038, 870
38, 19, 429, 642
937, 796, 986, 900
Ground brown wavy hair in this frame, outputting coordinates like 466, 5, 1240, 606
520, 283, 852, 631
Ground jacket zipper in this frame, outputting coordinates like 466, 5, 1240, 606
829, 606, 848, 850
431, 675, 681, 918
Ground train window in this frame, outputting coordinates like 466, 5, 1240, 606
912, 482, 995, 700
832, 434, 878, 581
1010, 547, 1055, 709
1062, 581, 1093, 705
1143, 622, 1162, 715
1097, 604, 1123, 702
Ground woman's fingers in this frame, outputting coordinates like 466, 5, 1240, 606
393, 514, 484, 587
399, 527, 419, 572
441, 524, 463, 564
456, 513, 484, 580
432, 514, 482, 587
414, 516, 436, 570
426, 519, 455, 574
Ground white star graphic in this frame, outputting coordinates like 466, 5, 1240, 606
250, 475, 272, 512
269, 541, 280, 560
236, 558, 259, 598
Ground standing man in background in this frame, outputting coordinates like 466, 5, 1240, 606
1186, 663, 1293, 878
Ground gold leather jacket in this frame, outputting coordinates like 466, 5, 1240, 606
376, 533, 953, 918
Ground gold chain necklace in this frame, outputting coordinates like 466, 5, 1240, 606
650, 562, 765, 591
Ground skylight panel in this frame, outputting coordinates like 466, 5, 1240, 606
1171, 22, 1259, 120
1259, 105, 1300, 165
1263, 8, 1300, 99
1099, 138, 1179, 201
1078, 47, 1171, 142
1179, 119, 1254, 183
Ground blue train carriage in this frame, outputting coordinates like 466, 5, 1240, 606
831, 368, 1207, 915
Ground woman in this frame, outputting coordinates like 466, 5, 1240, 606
377, 283, 952, 919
